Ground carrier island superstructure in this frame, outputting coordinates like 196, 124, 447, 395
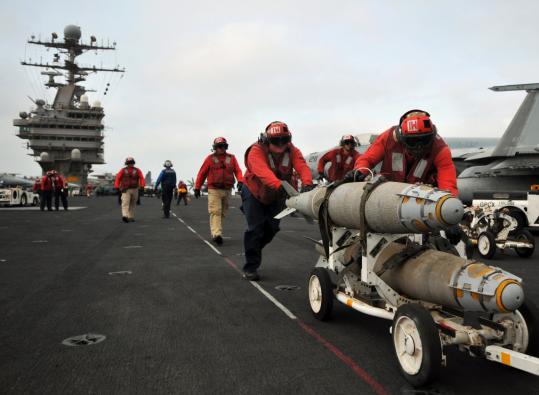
13, 25, 124, 186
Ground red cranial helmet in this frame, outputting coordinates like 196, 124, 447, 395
340, 134, 358, 147
125, 156, 135, 165
212, 137, 228, 150
264, 121, 291, 146
397, 109, 436, 157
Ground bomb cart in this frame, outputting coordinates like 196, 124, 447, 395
277, 178, 539, 387
460, 204, 535, 259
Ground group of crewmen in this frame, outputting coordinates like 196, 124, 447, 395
113, 158, 190, 222
33, 170, 69, 211
112, 109, 458, 281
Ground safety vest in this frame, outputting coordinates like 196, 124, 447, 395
52, 175, 64, 189
244, 142, 293, 204
380, 127, 447, 185
120, 167, 140, 190
40, 176, 53, 191
328, 148, 357, 181
207, 154, 236, 189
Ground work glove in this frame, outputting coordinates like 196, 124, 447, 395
317, 173, 325, 182
343, 169, 367, 182
237, 182, 243, 193
445, 225, 463, 245
194, 189, 201, 198
301, 184, 315, 193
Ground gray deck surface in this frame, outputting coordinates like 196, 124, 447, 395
1, 195, 538, 395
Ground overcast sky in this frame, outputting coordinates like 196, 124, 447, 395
1, 0, 538, 182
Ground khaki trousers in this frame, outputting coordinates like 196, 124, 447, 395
207, 188, 230, 237
121, 188, 139, 219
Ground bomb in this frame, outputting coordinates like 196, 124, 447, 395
282, 181, 464, 233
280, 180, 524, 313
372, 241, 523, 313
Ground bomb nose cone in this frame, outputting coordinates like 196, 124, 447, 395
440, 196, 464, 225
498, 281, 525, 312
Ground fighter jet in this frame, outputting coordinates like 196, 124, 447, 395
456, 83, 539, 204
0, 173, 35, 188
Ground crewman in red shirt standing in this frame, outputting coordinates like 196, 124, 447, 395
241, 121, 313, 281
194, 137, 243, 245
346, 109, 458, 196
317, 135, 360, 182
114, 157, 146, 222
39, 171, 54, 211
51, 170, 68, 210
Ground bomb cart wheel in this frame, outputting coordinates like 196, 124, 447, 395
493, 300, 539, 356
477, 231, 497, 259
519, 300, 539, 356
20, 194, 27, 207
308, 268, 334, 321
513, 229, 535, 258
392, 304, 442, 387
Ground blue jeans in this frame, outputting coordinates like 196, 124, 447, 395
241, 185, 283, 273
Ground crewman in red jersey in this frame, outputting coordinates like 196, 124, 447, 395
176, 180, 189, 206
39, 171, 54, 211
51, 170, 68, 210
346, 109, 458, 196
317, 135, 360, 182
241, 121, 313, 281
114, 157, 146, 222
194, 137, 243, 245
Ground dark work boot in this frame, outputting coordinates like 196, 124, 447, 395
242, 271, 260, 281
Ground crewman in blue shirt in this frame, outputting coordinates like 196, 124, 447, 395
154, 160, 177, 218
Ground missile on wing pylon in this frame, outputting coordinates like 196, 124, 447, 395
280, 180, 464, 233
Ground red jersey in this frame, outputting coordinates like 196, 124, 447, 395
114, 167, 146, 190
195, 153, 243, 190
243, 142, 312, 204
317, 147, 360, 182
354, 127, 458, 196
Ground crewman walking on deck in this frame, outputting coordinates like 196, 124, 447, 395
194, 137, 243, 245
176, 180, 189, 206
51, 170, 68, 210
241, 121, 313, 281
154, 160, 177, 218
39, 171, 54, 211
114, 157, 146, 223
345, 109, 458, 196
317, 135, 360, 182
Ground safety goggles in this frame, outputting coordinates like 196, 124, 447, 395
214, 143, 228, 149
343, 140, 356, 147
268, 136, 291, 146
403, 133, 433, 149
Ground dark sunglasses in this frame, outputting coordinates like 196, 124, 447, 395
343, 140, 356, 146
268, 136, 291, 146
214, 143, 228, 149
